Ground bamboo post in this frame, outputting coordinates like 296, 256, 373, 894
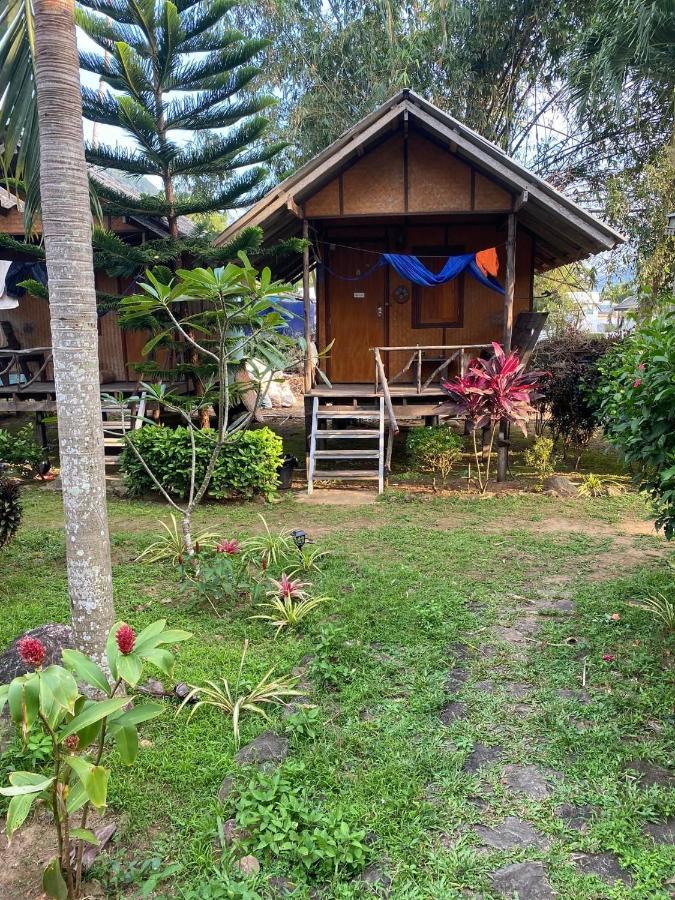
302, 218, 312, 392
374, 348, 399, 435
498, 212, 517, 481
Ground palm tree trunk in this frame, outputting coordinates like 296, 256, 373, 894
34, 0, 115, 666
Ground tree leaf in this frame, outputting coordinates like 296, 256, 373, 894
0, 773, 55, 796
69, 827, 100, 846
141, 647, 174, 677
116, 652, 143, 687
61, 649, 111, 695
8, 674, 40, 739
42, 857, 68, 900
59, 696, 129, 740
113, 701, 164, 728
110, 722, 138, 765
6, 793, 36, 840
39, 665, 79, 716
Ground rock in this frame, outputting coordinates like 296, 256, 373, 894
447, 642, 470, 661
493, 626, 530, 644
174, 682, 194, 702
475, 816, 550, 851
623, 759, 674, 788
112, 483, 130, 499
543, 475, 578, 497
538, 599, 576, 615
503, 764, 553, 800
138, 678, 166, 698
235, 731, 289, 767
268, 876, 297, 896
474, 680, 495, 693
221, 818, 249, 847
504, 682, 532, 699
571, 852, 632, 885
556, 688, 590, 704
555, 803, 595, 831
444, 669, 468, 693
644, 819, 675, 845
359, 859, 393, 895
606, 484, 624, 497
440, 701, 468, 724
0, 624, 73, 683
217, 776, 236, 803
464, 744, 503, 773
490, 861, 555, 899
235, 855, 260, 876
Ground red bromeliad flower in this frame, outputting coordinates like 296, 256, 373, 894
632, 378, 641, 388
270, 573, 308, 600
602, 654, 615, 662
116, 624, 136, 655
18, 636, 46, 668
216, 539, 241, 555
440, 342, 547, 434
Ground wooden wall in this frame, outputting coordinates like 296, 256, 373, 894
0, 270, 131, 383
317, 220, 533, 382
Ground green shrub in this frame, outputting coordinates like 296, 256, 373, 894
119, 426, 283, 501
0, 424, 43, 473
595, 310, 675, 537
406, 425, 462, 488
523, 435, 558, 485
232, 764, 369, 879
532, 331, 620, 463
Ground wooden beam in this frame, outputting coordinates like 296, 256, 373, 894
285, 196, 302, 218
302, 219, 313, 392
502, 213, 517, 353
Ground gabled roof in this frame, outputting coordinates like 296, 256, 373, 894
215, 89, 623, 272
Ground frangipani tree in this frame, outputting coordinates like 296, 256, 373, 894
114, 254, 293, 554
441, 343, 546, 492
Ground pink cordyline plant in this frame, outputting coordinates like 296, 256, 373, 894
216, 538, 241, 555
440, 342, 547, 492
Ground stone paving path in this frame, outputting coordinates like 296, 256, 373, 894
435, 579, 673, 899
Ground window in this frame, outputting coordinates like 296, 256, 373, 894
411, 246, 464, 328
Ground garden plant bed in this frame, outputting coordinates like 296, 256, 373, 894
0, 486, 673, 898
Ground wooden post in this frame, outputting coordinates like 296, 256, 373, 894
302, 218, 312, 392
502, 212, 516, 352
498, 212, 517, 481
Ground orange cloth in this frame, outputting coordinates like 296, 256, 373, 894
475, 247, 499, 279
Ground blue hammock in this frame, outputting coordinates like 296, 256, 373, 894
320, 251, 504, 295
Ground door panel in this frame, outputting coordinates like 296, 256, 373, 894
327, 245, 386, 383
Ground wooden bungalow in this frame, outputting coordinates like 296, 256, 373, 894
0, 170, 194, 419
217, 90, 624, 491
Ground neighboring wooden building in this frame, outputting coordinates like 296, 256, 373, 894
217, 90, 624, 490
0, 172, 194, 412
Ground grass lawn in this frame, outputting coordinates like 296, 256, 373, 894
1, 484, 673, 899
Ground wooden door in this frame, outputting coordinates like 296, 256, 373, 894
327, 245, 386, 383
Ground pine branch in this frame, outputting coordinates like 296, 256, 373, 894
179, 0, 238, 41
172, 97, 276, 131
162, 70, 262, 128
168, 118, 269, 175
85, 143, 160, 176
75, 0, 139, 26
75, 8, 148, 55
0, 234, 45, 259
167, 41, 269, 90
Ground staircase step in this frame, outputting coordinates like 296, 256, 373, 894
313, 449, 380, 459
316, 429, 379, 439
313, 469, 380, 480
316, 410, 379, 419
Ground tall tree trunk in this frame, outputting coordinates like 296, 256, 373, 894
34, 0, 115, 666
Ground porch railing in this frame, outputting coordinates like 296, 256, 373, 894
0, 347, 53, 390
372, 343, 491, 470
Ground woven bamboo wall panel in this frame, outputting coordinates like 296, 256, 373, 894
304, 178, 341, 217
407, 133, 472, 211
342, 136, 405, 214
474, 172, 512, 210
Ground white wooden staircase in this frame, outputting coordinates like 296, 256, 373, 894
307, 395, 385, 494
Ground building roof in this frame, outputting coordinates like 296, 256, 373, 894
215, 90, 624, 274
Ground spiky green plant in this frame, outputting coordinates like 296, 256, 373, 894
577, 473, 605, 497
135, 514, 220, 566
632, 592, 675, 633
177, 639, 301, 747
241, 516, 296, 571
251, 594, 328, 638
0, 478, 21, 549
